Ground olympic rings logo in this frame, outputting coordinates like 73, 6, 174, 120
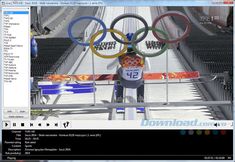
68, 11, 191, 58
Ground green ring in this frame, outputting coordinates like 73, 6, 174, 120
132, 27, 169, 57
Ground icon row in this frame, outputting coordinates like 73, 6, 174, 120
3, 121, 70, 128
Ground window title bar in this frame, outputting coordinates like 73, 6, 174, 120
1, 0, 234, 6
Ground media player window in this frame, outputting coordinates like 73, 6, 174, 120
0, 0, 233, 160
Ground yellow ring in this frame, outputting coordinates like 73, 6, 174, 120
90, 29, 128, 59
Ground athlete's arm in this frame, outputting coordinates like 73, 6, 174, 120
144, 57, 151, 71
107, 58, 119, 70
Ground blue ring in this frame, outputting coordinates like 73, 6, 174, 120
68, 16, 107, 46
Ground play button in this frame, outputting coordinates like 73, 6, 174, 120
3, 121, 10, 128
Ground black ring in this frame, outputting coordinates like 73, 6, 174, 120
110, 13, 149, 45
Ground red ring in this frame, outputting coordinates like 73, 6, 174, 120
152, 11, 191, 43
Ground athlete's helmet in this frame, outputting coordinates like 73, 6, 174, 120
126, 33, 134, 42
126, 33, 135, 54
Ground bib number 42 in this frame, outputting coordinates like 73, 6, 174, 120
123, 68, 142, 80
126, 71, 139, 79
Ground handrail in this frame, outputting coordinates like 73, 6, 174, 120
31, 101, 232, 109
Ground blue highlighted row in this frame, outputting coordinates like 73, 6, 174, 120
42, 88, 96, 95
38, 83, 93, 90
4, 11, 29, 15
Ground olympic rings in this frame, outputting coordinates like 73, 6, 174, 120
152, 11, 191, 43
68, 16, 107, 46
67, 12, 191, 58
110, 13, 148, 45
132, 27, 169, 57
90, 29, 128, 59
